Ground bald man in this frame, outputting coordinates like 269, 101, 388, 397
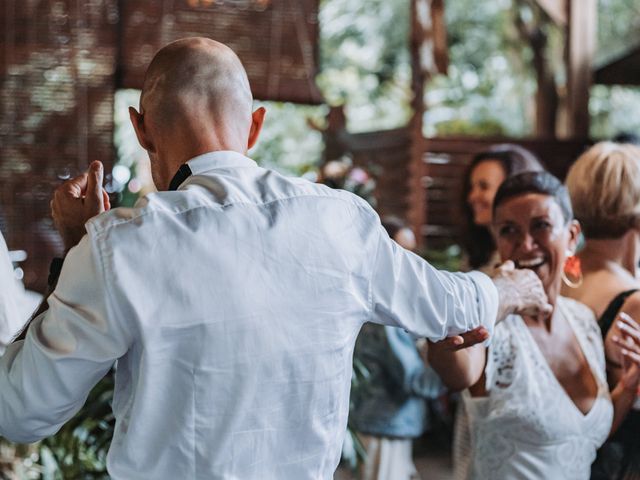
0, 38, 549, 479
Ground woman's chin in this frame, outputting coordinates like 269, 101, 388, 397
473, 215, 492, 227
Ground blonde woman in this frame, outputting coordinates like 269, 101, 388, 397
563, 142, 640, 479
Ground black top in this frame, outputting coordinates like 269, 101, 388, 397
598, 289, 639, 337
591, 288, 640, 480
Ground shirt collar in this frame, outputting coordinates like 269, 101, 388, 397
168, 151, 258, 191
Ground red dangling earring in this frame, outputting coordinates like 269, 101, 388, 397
562, 252, 583, 288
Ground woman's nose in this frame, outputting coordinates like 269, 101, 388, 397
520, 232, 536, 251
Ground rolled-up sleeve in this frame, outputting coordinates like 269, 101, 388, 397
368, 225, 498, 342
0, 233, 130, 443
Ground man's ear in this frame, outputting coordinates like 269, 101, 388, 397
247, 107, 266, 151
129, 107, 156, 153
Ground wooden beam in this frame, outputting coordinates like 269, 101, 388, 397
565, 0, 596, 138
534, 0, 567, 25
409, 0, 428, 248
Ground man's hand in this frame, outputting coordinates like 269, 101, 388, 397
51, 160, 110, 253
492, 260, 552, 322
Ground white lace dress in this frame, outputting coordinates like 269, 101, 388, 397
454, 296, 614, 480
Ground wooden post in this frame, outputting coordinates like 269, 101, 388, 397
565, 0, 596, 138
408, 0, 447, 249
408, 0, 427, 248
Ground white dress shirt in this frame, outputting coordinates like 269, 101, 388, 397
0, 151, 498, 479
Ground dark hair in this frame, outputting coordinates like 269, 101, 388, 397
381, 216, 407, 239
462, 144, 545, 269
493, 171, 573, 223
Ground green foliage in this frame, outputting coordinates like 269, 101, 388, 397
590, 85, 640, 139
590, 0, 640, 139
317, 0, 412, 132
38, 375, 115, 479
597, 0, 640, 64
433, 118, 506, 137
424, 0, 538, 137
421, 245, 463, 272
249, 101, 326, 175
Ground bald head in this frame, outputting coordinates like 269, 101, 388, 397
141, 37, 253, 132
130, 38, 265, 190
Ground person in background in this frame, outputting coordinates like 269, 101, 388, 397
430, 172, 640, 479
350, 217, 445, 480
563, 142, 640, 479
462, 144, 545, 273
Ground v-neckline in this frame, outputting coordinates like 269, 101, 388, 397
518, 300, 602, 418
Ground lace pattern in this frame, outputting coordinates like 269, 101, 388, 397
454, 297, 614, 480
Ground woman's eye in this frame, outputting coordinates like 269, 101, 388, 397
498, 225, 517, 237
532, 220, 552, 231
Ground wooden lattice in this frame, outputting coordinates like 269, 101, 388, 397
0, 0, 320, 291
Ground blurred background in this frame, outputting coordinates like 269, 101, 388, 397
1, 0, 640, 477
2, 0, 640, 292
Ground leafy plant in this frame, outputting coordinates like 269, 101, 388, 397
38, 374, 114, 479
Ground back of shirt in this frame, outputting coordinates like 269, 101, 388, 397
0, 152, 497, 480
99, 160, 379, 479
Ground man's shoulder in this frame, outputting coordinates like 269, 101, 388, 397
83, 193, 179, 238
85, 175, 378, 238
253, 168, 377, 213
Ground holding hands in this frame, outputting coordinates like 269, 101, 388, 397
492, 260, 552, 322
51, 161, 110, 253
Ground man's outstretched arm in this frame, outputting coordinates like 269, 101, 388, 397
367, 223, 550, 341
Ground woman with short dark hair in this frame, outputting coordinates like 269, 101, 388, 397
430, 171, 640, 479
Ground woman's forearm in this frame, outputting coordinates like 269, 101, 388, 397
610, 381, 637, 435
428, 344, 486, 392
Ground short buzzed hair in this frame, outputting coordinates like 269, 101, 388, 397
493, 171, 573, 223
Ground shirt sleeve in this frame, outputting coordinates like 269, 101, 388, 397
368, 224, 498, 342
0, 233, 131, 443
0, 234, 22, 351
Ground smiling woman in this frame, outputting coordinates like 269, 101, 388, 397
430, 171, 640, 480
492, 172, 577, 304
